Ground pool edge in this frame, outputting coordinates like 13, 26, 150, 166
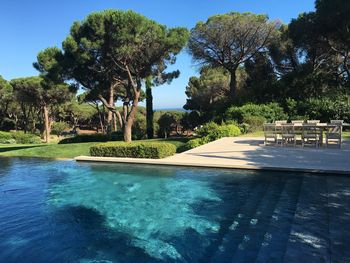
74, 156, 350, 175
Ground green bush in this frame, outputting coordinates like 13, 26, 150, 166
90, 142, 176, 159
59, 132, 123, 144
224, 103, 287, 123
10, 131, 41, 144
181, 136, 211, 151
51, 122, 70, 137
289, 97, 350, 123
0, 131, 41, 144
242, 115, 266, 132
0, 131, 12, 143
238, 123, 251, 134
197, 122, 241, 140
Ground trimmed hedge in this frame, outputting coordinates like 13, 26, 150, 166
182, 123, 242, 151
90, 142, 176, 159
59, 132, 123, 144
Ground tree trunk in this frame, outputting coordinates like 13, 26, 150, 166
229, 69, 237, 101
107, 84, 114, 133
124, 121, 132, 142
123, 90, 141, 142
43, 105, 50, 143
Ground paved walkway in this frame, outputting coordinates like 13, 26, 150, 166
75, 137, 350, 174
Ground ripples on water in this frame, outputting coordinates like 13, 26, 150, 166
0, 158, 349, 262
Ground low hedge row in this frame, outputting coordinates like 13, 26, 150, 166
0, 131, 41, 144
59, 132, 123, 144
90, 142, 176, 159
181, 122, 241, 151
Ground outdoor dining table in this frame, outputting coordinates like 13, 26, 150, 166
275, 122, 350, 146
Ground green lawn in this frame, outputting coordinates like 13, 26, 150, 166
0, 137, 190, 159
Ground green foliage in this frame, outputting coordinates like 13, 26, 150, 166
180, 136, 211, 151
183, 122, 241, 151
51, 122, 70, 137
90, 142, 176, 159
133, 114, 147, 140
58, 133, 123, 144
156, 111, 184, 138
242, 115, 266, 132
188, 12, 278, 99
288, 97, 350, 123
224, 103, 287, 123
0, 131, 41, 144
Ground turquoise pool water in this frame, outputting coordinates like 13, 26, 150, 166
0, 158, 349, 262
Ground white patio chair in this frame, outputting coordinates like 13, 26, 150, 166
326, 124, 342, 148
330, 120, 344, 125
307, 120, 320, 124
291, 120, 304, 124
302, 123, 319, 148
281, 124, 296, 147
275, 120, 288, 125
264, 123, 278, 146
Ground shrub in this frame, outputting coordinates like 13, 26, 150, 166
224, 103, 287, 123
0, 131, 41, 144
181, 136, 211, 151
196, 122, 220, 137
59, 133, 124, 144
0, 131, 12, 143
10, 131, 41, 144
238, 123, 251, 134
51, 122, 70, 137
90, 142, 176, 159
242, 115, 266, 132
197, 122, 241, 140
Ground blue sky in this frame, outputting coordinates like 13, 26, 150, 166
0, 0, 315, 109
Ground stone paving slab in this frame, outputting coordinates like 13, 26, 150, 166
75, 137, 350, 174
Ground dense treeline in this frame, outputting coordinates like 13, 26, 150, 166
0, 0, 349, 143
185, 0, 350, 124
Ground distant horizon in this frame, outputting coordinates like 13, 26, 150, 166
0, 0, 315, 108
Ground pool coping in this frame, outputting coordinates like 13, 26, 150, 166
74, 156, 350, 175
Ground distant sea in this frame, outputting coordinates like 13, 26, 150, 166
154, 108, 189, 112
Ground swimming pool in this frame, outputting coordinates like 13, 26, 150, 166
0, 158, 349, 262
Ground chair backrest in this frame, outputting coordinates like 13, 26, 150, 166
302, 123, 318, 136
307, 120, 320, 124
327, 124, 342, 134
264, 123, 276, 135
281, 123, 295, 134
292, 120, 304, 124
330, 120, 344, 125
275, 120, 288, 125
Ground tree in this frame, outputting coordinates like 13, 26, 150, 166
145, 76, 154, 139
10, 77, 71, 142
62, 10, 189, 142
51, 121, 69, 138
0, 76, 18, 130
184, 67, 230, 121
315, 0, 350, 87
188, 12, 278, 100
33, 47, 75, 142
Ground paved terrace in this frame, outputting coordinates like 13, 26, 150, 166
75, 137, 350, 174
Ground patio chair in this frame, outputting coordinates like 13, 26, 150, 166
275, 120, 288, 125
326, 124, 342, 148
330, 120, 344, 125
302, 123, 320, 148
264, 123, 278, 146
281, 124, 296, 147
307, 120, 320, 124
291, 120, 304, 124
292, 120, 304, 143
